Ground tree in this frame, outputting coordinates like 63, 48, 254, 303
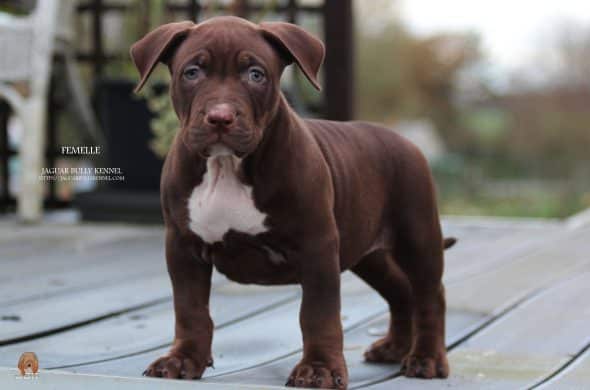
356, 13, 481, 148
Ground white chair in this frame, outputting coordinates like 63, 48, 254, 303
0, 0, 59, 222
0, 0, 101, 222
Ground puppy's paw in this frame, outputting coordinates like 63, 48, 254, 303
286, 359, 348, 389
143, 353, 213, 380
401, 352, 449, 379
364, 336, 410, 363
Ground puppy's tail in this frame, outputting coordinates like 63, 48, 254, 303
443, 237, 457, 250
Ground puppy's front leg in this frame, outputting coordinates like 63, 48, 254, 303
287, 238, 348, 389
144, 227, 213, 379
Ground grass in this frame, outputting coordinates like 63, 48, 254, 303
437, 184, 590, 219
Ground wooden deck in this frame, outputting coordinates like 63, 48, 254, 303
1, 214, 590, 389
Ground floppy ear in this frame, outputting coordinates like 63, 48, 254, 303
130, 21, 195, 93
259, 22, 325, 91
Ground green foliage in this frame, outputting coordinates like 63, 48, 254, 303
0, 2, 31, 15
355, 7, 590, 218
461, 108, 510, 146
433, 160, 590, 218
141, 85, 177, 159
439, 190, 588, 219
356, 18, 480, 134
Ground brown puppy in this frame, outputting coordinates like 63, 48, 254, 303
131, 16, 451, 389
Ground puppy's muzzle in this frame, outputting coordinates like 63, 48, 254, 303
205, 103, 237, 131
188, 102, 258, 158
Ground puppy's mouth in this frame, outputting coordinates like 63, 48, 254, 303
187, 128, 260, 159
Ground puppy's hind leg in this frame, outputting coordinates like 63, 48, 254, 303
395, 223, 449, 379
351, 250, 414, 363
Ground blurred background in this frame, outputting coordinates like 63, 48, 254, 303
1, 0, 589, 223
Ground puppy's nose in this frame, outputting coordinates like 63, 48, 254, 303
205, 103, 236, 128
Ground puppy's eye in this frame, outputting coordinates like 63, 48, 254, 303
248, 67, 266, 83
183, 65, 201, 80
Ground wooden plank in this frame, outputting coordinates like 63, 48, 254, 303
0, 283, 300, 369
537, 347, 590, 389
441, 215, 561, 230
0, 273, 172, 344
566, 206, 590, 230
0, 226, 164, 303
446, 226, 590, 314
0, 368, 277, 390
0, 223, 160, 255
441, 223, 518, 258
67, 276, 387, 377
0, 226, 162, 270
444, 225, 563, 284
440, 218, 561, 285
366, 270, 590, 389
0, 268, 227, 345
0, 234, 166, 305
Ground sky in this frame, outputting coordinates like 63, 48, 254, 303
399, 0, 590, 73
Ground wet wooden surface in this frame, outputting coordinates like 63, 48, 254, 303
0, 216, 588, 389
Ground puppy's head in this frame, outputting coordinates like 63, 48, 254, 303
130, 16, 324, 158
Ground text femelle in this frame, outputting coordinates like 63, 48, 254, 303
60, 146, 101, 155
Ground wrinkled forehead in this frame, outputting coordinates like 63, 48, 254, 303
170, 19, 280, 71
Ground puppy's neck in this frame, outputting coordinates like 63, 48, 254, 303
241, 94, 300, 180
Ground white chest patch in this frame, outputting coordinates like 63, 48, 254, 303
187, 147, 268, 244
